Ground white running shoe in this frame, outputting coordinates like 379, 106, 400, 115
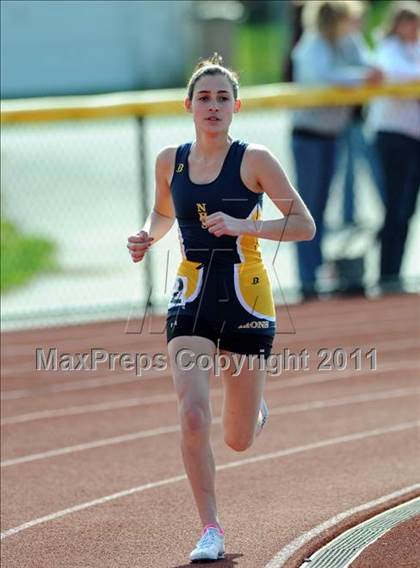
255, 397, 269, 437
189, 526, 225, 562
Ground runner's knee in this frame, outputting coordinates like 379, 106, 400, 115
179, 401, 211, 436
224, 431, 254, 452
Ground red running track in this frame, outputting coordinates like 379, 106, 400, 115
1, 293, 419, 567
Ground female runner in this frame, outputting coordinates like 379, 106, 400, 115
127, 54, 315, 563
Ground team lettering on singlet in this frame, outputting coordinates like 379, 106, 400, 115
196, 203, 208, 229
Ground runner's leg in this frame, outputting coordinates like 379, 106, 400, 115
168, 335, 221, 529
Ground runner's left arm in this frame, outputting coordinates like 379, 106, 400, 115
206, 146, 316, 242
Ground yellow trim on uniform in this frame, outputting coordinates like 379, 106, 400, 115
234, 262, 276, 321
176, 259, 204, 301
236, 204, 263, 264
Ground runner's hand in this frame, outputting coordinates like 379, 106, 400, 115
206, 212, 244, 237
127, 231, 154, 263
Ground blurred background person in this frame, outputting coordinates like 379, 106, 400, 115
291, 0, 382, 300
283, 2, 384, 229
338, 1, 385, 227
368, 1, 420, 293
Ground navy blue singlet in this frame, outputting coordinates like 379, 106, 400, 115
170, 139, 263, 266
166, 139, 276, 357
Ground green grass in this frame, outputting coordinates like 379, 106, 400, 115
1, 218, 57, 292
364, 0, 393, 47
233, 23, 288, 85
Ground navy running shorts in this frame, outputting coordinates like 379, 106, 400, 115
166, 259, 276, 359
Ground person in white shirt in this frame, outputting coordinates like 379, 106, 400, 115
291, 0, 382, 300
368, 1, 420, 292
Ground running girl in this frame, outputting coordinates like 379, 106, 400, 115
127, 54, 315, 563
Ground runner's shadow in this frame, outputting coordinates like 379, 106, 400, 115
172, 552, 243, 567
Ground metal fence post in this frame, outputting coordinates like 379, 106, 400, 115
137, 116, 154, 314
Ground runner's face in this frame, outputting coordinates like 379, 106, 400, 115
186, 74, 240, 133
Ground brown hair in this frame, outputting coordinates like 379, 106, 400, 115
187, 53, 239, 100
383, 1, 419, 37
303, 1, 365, 43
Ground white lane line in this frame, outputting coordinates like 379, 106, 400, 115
1, 374, 149, 400
0, 424, 181, 467
2, 359, 419, 426
2, 387, 418, 468
1, 363, 164, 381
2, 337, 419, 399
0, 392, 178, 425
299, 497, 420, 567
269, 387, 420, 417
1, 421, 418, 541
1, 335, 163, 358
264, 485, 420, 568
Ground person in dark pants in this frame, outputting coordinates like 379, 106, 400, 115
376, 133, 420, 285
340, 105, 385, 225
292, 130, 337, 297
368, 1, 420, 292
291, 1, 382, 300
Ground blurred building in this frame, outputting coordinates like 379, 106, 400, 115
1, 0, 195, 98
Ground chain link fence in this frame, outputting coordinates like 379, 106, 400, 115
1, 88, 419, 329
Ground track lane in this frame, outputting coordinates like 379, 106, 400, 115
1, 392, 418, 532
1, 338, 418, 420
2, 314, 417, 375
2, 386, 418, 469
2, 293, 419, 567
2, 295, 418, 375
2, 334, 419, 405
2, 295, 415, 345
1, 425, 419, 567
2, 363, 419, 460
2, 336, 418, 402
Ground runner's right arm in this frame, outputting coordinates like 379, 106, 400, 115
127, 147, 176, 263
